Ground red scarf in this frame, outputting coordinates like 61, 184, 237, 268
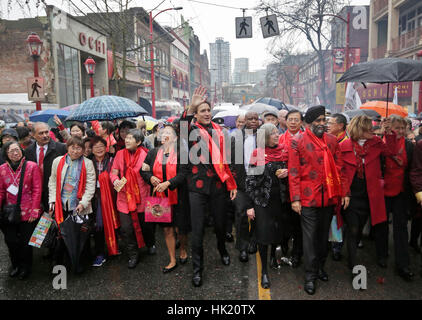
384, 137, 407, 197
250, 144, 287, 167
98, 171, 120, 256
123, 148, 142, 212
195, 122, 237, 191
55, 155, 86, 225
337, 131, 348, 144
352, 140, 368, 179
153, 147, 178, 205
306, 128, 341, 200
123, 147, 146, 249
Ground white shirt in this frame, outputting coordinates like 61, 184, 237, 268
36, 143, 49, 165
244, 133, 256, 172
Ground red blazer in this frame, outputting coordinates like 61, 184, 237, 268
288, 131, 342, 208
340, 134, 397, 226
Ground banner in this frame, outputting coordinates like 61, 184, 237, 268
332, 48, 361, 73
336, 74, 346, 105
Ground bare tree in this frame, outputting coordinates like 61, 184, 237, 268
257, 0, 347, 105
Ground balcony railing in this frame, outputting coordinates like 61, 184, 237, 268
391, 26, 422, 53
372, 44, 387, 59
373, 0, 388, 18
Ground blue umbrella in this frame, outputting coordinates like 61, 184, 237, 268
66, 95, 148, 122
30, 109, 70, 123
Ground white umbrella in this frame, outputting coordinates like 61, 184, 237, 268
245, 103, 279, 115
212, 110, 240, 119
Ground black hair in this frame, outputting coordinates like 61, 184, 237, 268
15, 126, 30, 140
2, 141, 23, 163
70, 122, 86, 136
89, 136, 107, 148
119, 120, 136, 130
286, 109, 303, 121
85, 129, 96, 138
101, 121, 115, 135
331, 113, 348, 131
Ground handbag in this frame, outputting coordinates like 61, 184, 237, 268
145, 192, 172, 223
0, 161, 27, 225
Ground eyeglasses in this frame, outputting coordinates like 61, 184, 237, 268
7, 148, 21, 154
327, 121, 337, 125
92, 145, 106, 150
287, 118, 301, 123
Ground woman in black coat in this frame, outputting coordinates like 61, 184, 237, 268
141, 124, 190, 273
245, 123, 289, 289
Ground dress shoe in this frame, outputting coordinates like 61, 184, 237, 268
332, 251, 342, 261
396, 268, 414, 282
148, 245, 157, 255
261, 273, 270, 289
318, 269, 329, 282
270, 257, 279, 270
304, 280, 316, 295
248, 241, 257, 254
225, 233, 234, 243
9, 267, 20, 278
192, 272, 202, 287
17, 268, 30, 280
377, 258, 387, 269
291, 256, 301, 268
239, 250, 248, 263
128, 255, 140, 269
179, 256, 188, 265
221, 253, 231, 266
163, 263, 178, 274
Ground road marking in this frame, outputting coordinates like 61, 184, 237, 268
256, 252, 271, 300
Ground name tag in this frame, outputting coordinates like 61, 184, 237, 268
7, 184, 19, 196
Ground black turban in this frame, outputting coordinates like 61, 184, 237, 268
305, 105, 325, 124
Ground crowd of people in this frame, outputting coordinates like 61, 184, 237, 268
1, 85, 422, 296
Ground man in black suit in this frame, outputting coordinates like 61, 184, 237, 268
24, 122, 67, 213
230, 111, 260, 263
180, 86, 237, 288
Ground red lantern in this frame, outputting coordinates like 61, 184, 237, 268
26, 32, 43, 57
84, 57, 96, 75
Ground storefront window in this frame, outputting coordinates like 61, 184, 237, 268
57, 43, 80, 107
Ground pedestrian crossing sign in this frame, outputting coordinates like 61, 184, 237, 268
235, 16, 253, 38
27, 77, 45, 102
260, 14, 280, 38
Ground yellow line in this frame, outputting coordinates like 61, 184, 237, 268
250, 218, 271, 300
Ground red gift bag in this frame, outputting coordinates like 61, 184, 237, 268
144, 194, 172, 223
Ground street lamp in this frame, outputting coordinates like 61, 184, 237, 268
84, 56, 96, 98
417, 50, 422, 113
314, 12, 350, 111
26, 32, 43, 111
149, 6, 183, 118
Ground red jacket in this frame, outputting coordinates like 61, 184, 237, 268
0, 160, 42, 221
340, 134, 397, 226
288, 131, 342, 207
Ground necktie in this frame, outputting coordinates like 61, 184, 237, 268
39, 146, 44, 175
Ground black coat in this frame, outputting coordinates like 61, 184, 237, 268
24, 139, 67, 211
179, 113, 233, 195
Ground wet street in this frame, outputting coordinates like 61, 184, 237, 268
1, 223, 422, 300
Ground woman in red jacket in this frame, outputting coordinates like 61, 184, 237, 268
340, 115, 396, 276
0, 141, 42, 280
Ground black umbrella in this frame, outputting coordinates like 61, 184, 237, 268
337, 58, 422, 117
344, 109, 381, 120
60, 214, 91, 273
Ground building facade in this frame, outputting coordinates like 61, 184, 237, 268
368, 0, 422, 112
0, 5, 109, 108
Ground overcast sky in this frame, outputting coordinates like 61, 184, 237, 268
2, 0, 370, 72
